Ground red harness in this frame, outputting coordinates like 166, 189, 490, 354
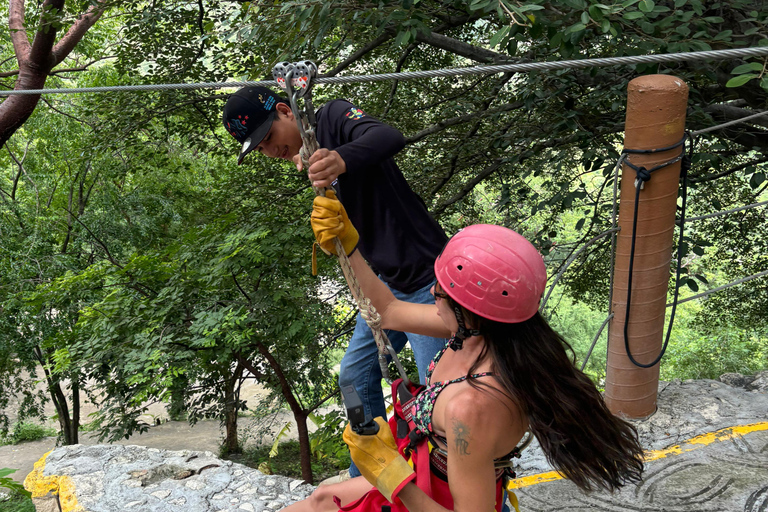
334, 379, 505, 511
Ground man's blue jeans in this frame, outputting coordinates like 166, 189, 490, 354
341, 279, 446, 478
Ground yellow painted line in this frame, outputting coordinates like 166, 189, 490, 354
23, 450, 84, 512
508, 421, 768, 489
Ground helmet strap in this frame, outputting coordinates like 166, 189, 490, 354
449, 305, 481, 351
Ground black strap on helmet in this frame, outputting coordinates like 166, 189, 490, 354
448, 305, 481, 351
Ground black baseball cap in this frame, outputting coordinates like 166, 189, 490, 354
222, 87, 287, 165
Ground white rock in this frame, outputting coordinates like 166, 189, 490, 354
186, 479, 207, 490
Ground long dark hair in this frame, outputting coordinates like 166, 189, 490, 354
450, 297, 644, 492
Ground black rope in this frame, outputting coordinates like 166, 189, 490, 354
620, 133, 693, 368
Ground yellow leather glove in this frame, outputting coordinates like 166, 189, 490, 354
311, 189, 359, 256
343, 417, 415, 503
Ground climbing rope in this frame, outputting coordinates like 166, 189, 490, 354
619, 133, 693, 368
274, 61, 410, 387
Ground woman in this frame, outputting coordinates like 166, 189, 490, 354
287, 191, 644, 512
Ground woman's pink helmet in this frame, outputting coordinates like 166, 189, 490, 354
434, 225, 547, 323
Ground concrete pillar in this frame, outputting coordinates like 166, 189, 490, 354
605, 74, 689, 419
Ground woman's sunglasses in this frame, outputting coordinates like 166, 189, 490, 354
433, 283, 450, 300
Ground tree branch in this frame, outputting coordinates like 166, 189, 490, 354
406, 101, 524, 144
382, 42, 419, 119
9, 0, 32, 63
415, 31, 514, 64
689, 156, 768, 183
49, 55, 118, 76
51, 1, 108, 65
324, 32, 395, 77
29, 0, 65, 67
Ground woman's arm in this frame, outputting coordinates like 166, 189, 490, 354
311, 190, 450, 338
346, 251, 450, 339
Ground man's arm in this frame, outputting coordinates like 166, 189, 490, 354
300, 101, 406, 188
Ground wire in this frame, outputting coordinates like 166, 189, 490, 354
690, 109, 768, 136
680, 200, 768, 224
540, 227, 619, 310
3, 47, 768, 96
580, 313, 613, 372
668, 269, 768, 307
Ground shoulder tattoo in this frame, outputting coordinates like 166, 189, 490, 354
451, 417, 472, 456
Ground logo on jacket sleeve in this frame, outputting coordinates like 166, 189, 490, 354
345, 107, 365, 120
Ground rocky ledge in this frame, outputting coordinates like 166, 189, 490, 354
23, 444, 313, 512
22, 371, 768, 511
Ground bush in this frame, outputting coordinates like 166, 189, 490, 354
235, 439, 348, 484
661, 325, 768, 381
0, 468, 34, 512
546, 296, 609, 386
8, 422, 56, 445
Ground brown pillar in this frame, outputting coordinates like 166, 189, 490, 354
605, 75, 689, 419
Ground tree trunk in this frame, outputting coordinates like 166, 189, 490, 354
167, 373, 189, 421
223, 362, 244, 455
69, 377, 80, 445
293, 411, 312, 483
243, 344, 316, 483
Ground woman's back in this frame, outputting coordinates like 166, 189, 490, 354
418, 339, 528, 462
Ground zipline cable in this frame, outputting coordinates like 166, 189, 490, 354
691, 109, 768, 136
680, 200, 768, 224
668, 269, 768, 307
3, 47, 768, 96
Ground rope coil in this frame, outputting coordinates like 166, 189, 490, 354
619, 133, 693, 368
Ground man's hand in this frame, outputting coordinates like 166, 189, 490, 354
311, 190, 359, 256
295, 148, 347, 188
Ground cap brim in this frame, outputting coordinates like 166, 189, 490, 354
237, 110, 276, 165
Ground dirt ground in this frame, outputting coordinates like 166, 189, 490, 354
1, 374, 317, 484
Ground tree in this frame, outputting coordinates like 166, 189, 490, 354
0, 0, 109, 145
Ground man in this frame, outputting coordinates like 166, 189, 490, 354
223, 86, 447, 478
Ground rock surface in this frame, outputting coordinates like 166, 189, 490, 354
21, 372, 768, 511
24, 445, 313, 512
513, 372, 768, 475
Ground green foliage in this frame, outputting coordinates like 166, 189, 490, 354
0, 469, 31, 499
662, 324, 768, 380
0, 422, 56, 446
388, 346, 419, 384
237, 439, 348, 485
0, 469, 34, 512
308, 410, 351, 466
546, 294, 609, 385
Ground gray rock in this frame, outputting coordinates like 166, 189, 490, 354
719, 372, 755, 388
746, 370, 768, 392
28, 445, 312, 512
25, 378, 767, 511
